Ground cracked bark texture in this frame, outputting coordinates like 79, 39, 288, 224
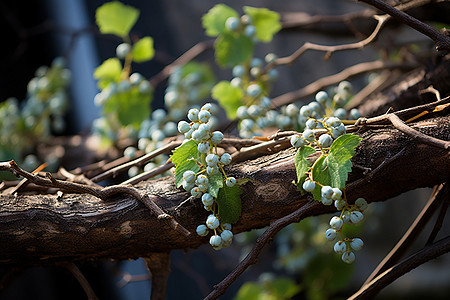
0, 114, 448, 265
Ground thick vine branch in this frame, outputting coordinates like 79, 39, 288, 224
0, 114, 448, 265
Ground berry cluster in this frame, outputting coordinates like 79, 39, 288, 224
225, 14, 264, 42
177, 103, 236, 250
324, 197, 368, 263
290, 95, 367, 263
0, 57, 71, 171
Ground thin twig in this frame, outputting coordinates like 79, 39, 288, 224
204, 200, 320, 300
59, 262, 99, 300
358, 0, 450, 53
387, 113, 450, 150
91, 140, 182, 183
120, 162, 174, 185
273, 14, 389, 67
271, 60, 416, 108
426, 186, 450, 245
349, 236, 450, 299
149, 40, 214, 87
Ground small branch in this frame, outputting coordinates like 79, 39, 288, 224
387, 113, 450, 149
149, 40, 214, 87
144, 253, 171, 300
362, 183, 447, 286
273, 14, 389, 67
271, 60, 416, 108
91, 140, 182, 183
59, 262, 99, 300
349, 236, 450, 299
204, 200, 321, 300
120, 162, 174, 185
358, 0, 450, 53
426, 187, 450, 245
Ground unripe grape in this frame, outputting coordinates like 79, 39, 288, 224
325, 117, 342, 128
318, 134, 333, 148
246, 84, 262, 97
226, 177, 237, 187
236, 106, 249, 119
302, 180, 315, 192
230, 77, 243, 88
182, 180, 195, 192
196, 224, 209, 236
299, 105, 312, 118
331, 188, 342, 200
129, 72, 143, 85
315, 91, 328, 104
124, 146, 137, 159
198, 142, 210, 153
220, 153, 232, 165
325, 228, 337, 241
206, 153, 219, 167
290, 135, 307, 148
302, 129, 315, 143
196, 174, 209, 186
116, 43, 131, 59
188, 108, 199, 122
267, 69, 279, 80
285, 104, 299, 117
232, 65, 246, 77
350, 238, 364, 251
321, 197, 333, 206
250, 67, 261, 78
191, 187, 203, 198
334, 108, 347, 120
202, 193, 214, 207
350, 108, 362, 120
198, 109, 211, 123
164, 122, 178, 136
342, 251, 355, 264
330, 216, 343, 230
334, 241, 347, 254
350, 211, 364, 224
248, 105, 262, 117
207, 166, 219, 175
183, 170, 196, 183
240, 118, 255, 131
355, 198, 368, 211
225, 17, 240, 31
139, 80, 151, 93
335, 199, 345, 210
260, 97, 271, 108
251, 58, 263, 68
223, 223, 232, 230
265, 53, 277, 63
244, 25, 256, 37
201, 103, 213, 112
221, 230, 233, 242
305, 119, 317, 129
206, 214, 220, 230
151, 129, 165, 142
321, 185, 333, 199
209, 235, 223, 249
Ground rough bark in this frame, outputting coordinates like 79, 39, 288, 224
0, 115, 448, 265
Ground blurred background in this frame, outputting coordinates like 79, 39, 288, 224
0, 0, 449, 299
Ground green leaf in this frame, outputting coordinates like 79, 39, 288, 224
132, 36, 155, 63
271, 278, 302, 299
234, 282, 263, 300
93, 58, 122, 89
207, 173, 223, 198
217, 184, 243, 224
212, 81, 243, 119
202, 4, 239, 37
215, 32, 254, 67
294, 146, 315, 187
171, 140, 200, 187
104, 86, 151, 127
243, 6, 281, 42
95, 1, 140, 38
311, 134, 362, 200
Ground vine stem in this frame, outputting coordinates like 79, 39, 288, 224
204, 200, 321, 300
357, 0, 450, 53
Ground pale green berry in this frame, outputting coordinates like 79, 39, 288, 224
191, 187, 203, 198
246, 84, 261, 97
196, 224, 209, 236
350, 238, 364, 251
188, 108, 199, 122
315, 91, 328, 104
202, 193, 214, 207
232, 65, 246, 78
116, 43, 131, 59
334, 241, 347, 254
223, 223, 232, 230
305, 119, 317, 129
325, 228, 337, 241
335, 199, 345, 210
321, 186, 333, 199
318, 134, 333, 148
206, 214, 220, 230
330, 216, 343, 230
221, 230, 233, 242
211, 131, 224, 144
183, 170, 196, 183
302, 129, 315, 143
209, 234, 223, 249
342, 251, 355, 264
206, 153, 219, 167
350, 211, 364, 224
302, 180, 315, 192
196, 174, 209, 185
331, 188, 342, 200
220, 153, 232, 165
355, 198, 368, 211
226, 177, 237, 187
290, 135, 307, 148
198, 109, 211, 123
225, 17, 240, 31
244, 25, 256, 37
207, 166, 219, 175
321, 197, 333, 206
198, 142, 210, 153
